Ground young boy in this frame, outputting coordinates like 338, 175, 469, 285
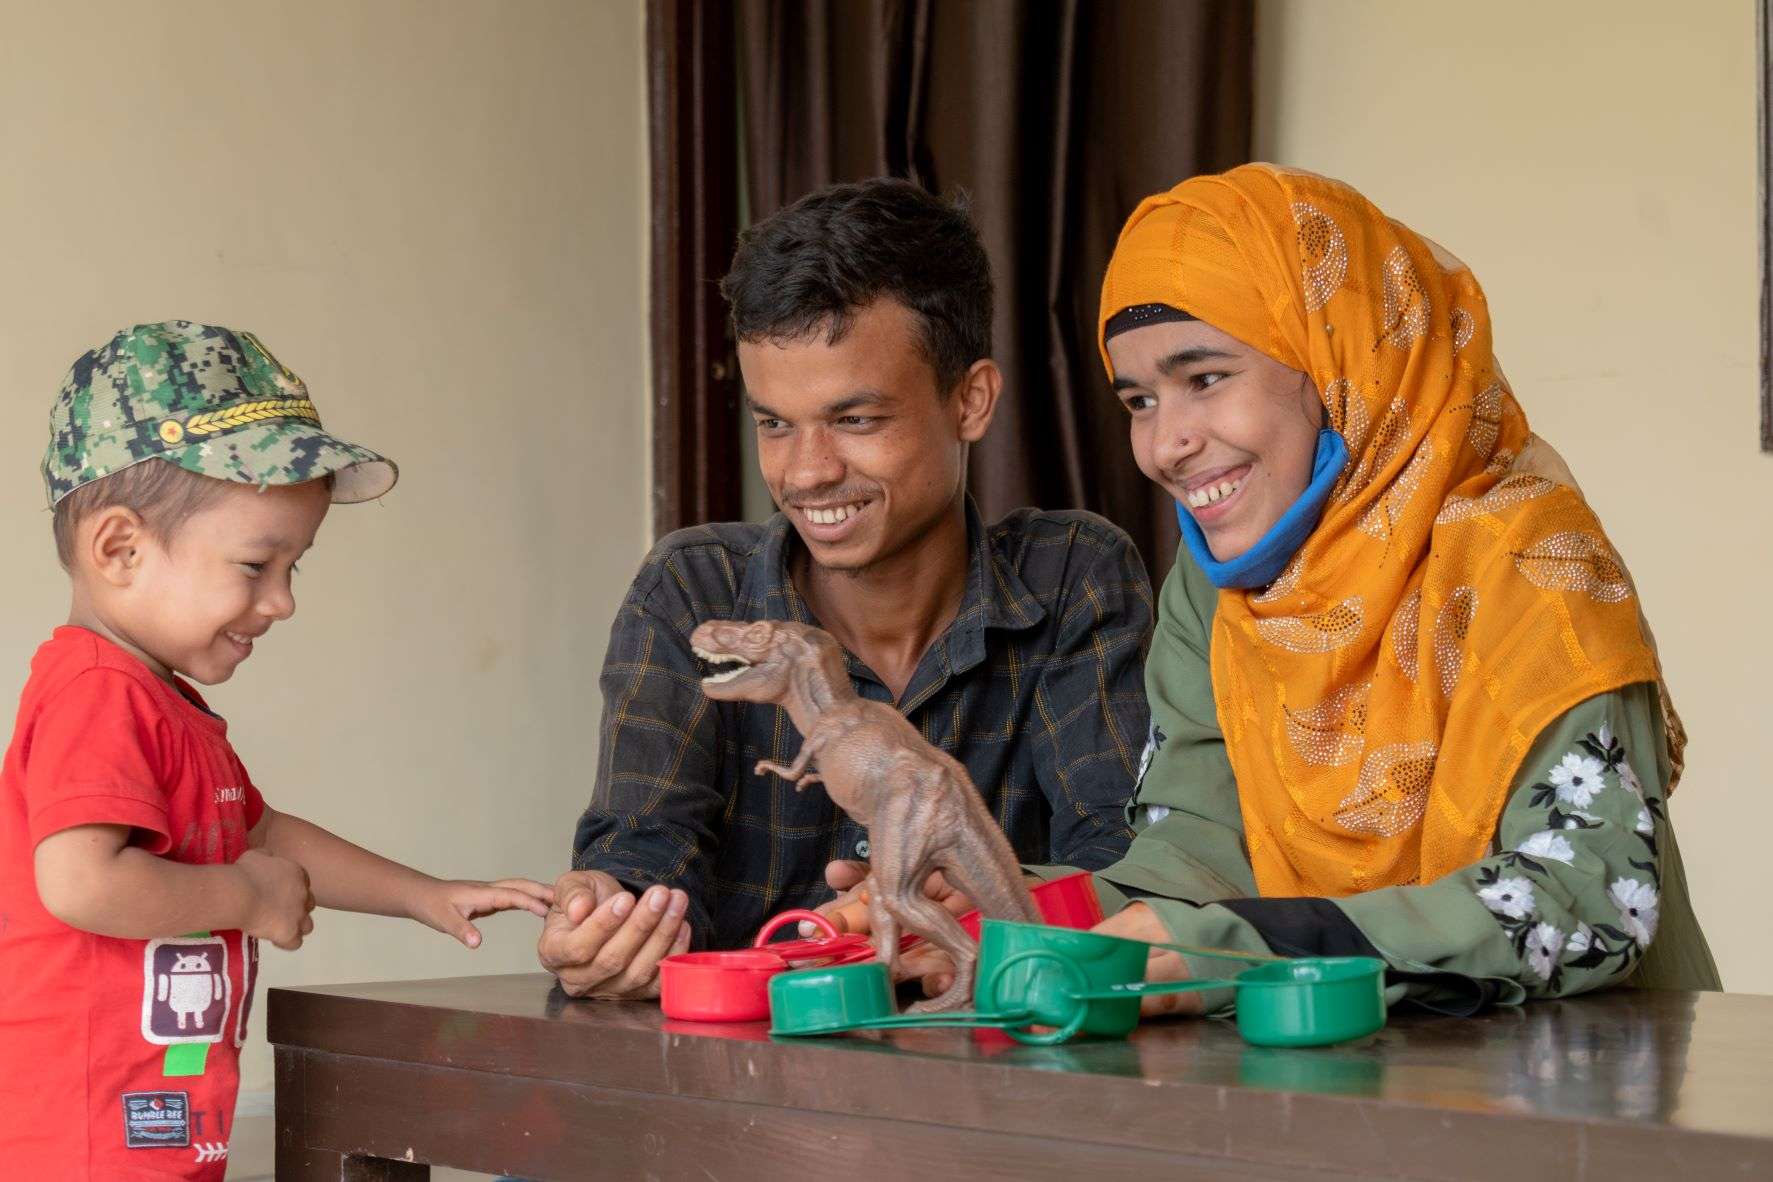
0, 321, 553, 1179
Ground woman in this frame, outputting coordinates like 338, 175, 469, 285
1087, 164, 1719, 1014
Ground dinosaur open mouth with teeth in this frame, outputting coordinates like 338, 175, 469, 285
692, 643, 752, 685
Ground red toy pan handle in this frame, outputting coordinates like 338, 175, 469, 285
754, 908, 838, 946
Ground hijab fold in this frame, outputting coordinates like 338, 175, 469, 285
1100, 165, 1673, 897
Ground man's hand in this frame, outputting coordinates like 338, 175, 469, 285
408, 877, 554, 949
805, 859, 974, 935
537, 869, 690, 999
236, 848, 317, 951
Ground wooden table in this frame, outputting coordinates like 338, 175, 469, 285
270, 974, 1773, 1180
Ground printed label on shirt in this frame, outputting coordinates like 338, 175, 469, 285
122, 1091, 190, 1148
141, 936, 229, 1045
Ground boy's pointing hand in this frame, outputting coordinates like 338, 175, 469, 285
411, 877, 556, 949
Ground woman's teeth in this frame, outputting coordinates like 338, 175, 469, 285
1185, 477, 1244, 509
225, 631, 254, 648
802, 502, 865, 525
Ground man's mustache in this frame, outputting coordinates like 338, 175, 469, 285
780, 487, 880, 508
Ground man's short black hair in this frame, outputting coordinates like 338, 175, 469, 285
720, 177, 994, 394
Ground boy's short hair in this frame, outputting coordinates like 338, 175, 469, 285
719, 177, 994, 395
51, 461, 334, 570
51, 461, 231, 570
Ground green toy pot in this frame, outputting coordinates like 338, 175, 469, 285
1216, 957, 1388, 1047
767, 919, 1386, 1049
990, 919, 1386, 1048
768, 962, 898, 1036
974, 920, 1147, 1042
768, 961, 1044, 1038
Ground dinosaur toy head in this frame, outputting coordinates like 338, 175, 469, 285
690, 619, 845, 704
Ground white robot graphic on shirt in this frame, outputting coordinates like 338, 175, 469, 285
156, 952, 224, 1030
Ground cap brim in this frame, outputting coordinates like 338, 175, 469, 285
161, 419, 398, 504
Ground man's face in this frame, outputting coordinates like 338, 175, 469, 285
739, 299, 991, 573
1108, 318, 1322, 562
115, 478, 331, 684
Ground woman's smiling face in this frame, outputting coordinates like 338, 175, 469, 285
1108, 318, 1324, 562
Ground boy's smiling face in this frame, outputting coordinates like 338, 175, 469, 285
82, 477, 332, 685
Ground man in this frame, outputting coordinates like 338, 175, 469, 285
539, 178, 1151, 998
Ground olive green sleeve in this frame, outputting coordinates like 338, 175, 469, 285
1333, 681, 1719, 1001
1093, 549, 1255, 906
1146, 683, 1719, 1010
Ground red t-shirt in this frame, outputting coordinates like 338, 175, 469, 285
0, 627, 266, 1180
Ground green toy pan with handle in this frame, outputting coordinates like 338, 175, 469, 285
769, 918, 1386, 1048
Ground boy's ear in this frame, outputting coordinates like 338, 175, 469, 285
85, 507, 149, 587
953, 358, 1003, 444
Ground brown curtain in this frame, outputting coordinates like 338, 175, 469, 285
648, 0, 744, 537
736, 0, 1254, 572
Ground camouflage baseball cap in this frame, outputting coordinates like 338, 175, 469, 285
43, 321, 398, 508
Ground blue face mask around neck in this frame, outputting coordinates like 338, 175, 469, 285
1176, 428, 1350, 590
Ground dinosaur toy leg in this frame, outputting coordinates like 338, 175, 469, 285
865, 880, 899, 968
890, 891, 978, 1014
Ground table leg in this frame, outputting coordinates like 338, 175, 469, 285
277, 1047, 430, 1180
274, 1144, 430, 1180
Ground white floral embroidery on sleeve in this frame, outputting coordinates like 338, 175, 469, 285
1471, 720, 1664, 996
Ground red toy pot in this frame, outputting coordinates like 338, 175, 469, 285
660, 909, 864, 1022
957, 871, 1104, 940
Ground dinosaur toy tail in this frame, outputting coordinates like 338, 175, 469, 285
944, 824, 1041, 927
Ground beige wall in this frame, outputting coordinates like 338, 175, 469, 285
0, 0, 649, 1098
1258, 0, 1771, 992
1, 0, 1759, 1126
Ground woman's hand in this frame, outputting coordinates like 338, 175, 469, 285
1094, 903, 1202, 1017
905, 904, 1202, 1014
409, 876, 555, 948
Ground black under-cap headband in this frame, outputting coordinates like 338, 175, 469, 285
1104, 302, 1196, 340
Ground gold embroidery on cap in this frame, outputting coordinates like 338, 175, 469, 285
184, 398, 320, 436
158, 420, 185, 444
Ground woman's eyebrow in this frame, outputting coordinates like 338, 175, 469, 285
1112, 347, 1238, 390
1156, 347, 1237, 375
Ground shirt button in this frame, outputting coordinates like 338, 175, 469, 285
855, 838, 871, 859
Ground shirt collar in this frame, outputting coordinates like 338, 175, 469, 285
735, 497, 1047, 692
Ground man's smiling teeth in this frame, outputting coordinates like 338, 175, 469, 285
801, 502, 865, 525
1185, 477, 1244, 509
225, 631, 255, 647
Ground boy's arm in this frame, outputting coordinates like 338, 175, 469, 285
254, 806, 552, 948
34, 822, 314, 948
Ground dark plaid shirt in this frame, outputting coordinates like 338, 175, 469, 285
573, 499, 1151, 950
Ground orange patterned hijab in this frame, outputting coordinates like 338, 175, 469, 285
1100, 165, 1666, 897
